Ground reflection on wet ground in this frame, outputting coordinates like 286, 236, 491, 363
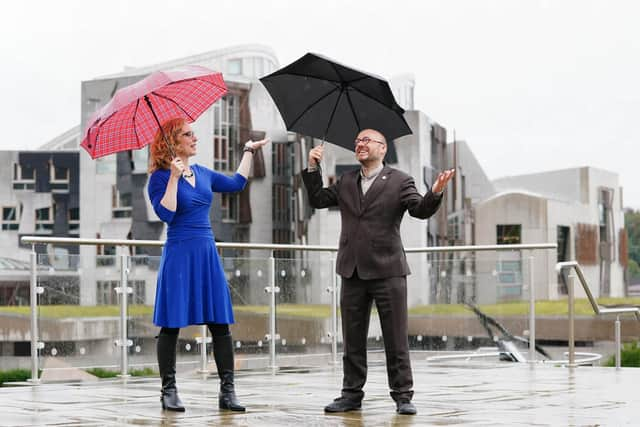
1, 356, 637, 426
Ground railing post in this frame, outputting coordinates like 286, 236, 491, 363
116, 251, 132, 377
265, 251, 279, 370
527, 254, 536, 363
567, 273, 576, 367
615, 315, 621, 370
330, 258, 338, 365
197, 324, 211, 373
28, 245, 41, 384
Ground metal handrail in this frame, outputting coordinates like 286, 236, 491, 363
20, 236, 557, 253
556, 261, 640, 369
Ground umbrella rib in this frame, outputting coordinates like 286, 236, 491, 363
151, 92, 196, 122
287, 86, 340, 130
344, 89, 361, 132
132, 99, 143, 149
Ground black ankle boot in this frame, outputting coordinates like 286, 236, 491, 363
213, 334, 245, 412
157, 332, 185, 412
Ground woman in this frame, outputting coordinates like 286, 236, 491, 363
147, 117, 269, 412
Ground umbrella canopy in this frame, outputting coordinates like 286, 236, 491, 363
260, 53, 411, 154
81, 65, 227, 159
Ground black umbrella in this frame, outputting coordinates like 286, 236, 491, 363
260, 53, 411, 160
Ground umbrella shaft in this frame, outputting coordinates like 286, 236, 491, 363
144, 95, 176, 158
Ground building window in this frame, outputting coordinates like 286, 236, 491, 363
35, 206, 54, 233
112, 186, 132, 218
96, 243, 117, 266
213, 94, 240, 172
272, 184, 292, 224
131, 148, 148, 174
12, 163, 36, 190
220, 193, 239, 222
2, 206, 20, 231
68, 207, 80, 234
227, 59, 242, 75
96, 280, 145, 305
49, 163, 70, 192
496, 258, 522, 299
497, 224, 521, 245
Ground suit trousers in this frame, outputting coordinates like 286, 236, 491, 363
340, 272, 414, 402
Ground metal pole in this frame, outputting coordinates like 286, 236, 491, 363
567, 274, 576, 367
615, 315, 621, 370
29, 246, 40, 384
330, 258, 338, 365
528, 254, 536, 363
269, 252, 277, 369
199, 324, 209, 373
118, 252, 130, 377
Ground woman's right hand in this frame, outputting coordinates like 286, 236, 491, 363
170, 158, 184, 179
308, 144, 324, 168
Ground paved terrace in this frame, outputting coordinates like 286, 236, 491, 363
1, 355, 637, 426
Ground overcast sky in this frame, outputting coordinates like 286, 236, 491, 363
2, 0, 638, 208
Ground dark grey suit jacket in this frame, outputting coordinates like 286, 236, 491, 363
302, 166, 442, 280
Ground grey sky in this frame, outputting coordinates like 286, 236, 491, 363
2, 0, 638, 207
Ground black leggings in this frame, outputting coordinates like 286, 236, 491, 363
159, 323, 230, 337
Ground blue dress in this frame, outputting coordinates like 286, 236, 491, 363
147, 164, 247, 328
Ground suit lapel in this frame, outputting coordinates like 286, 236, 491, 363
360, 166, 391, 212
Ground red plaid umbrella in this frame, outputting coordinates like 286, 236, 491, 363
81, 65, 227, 159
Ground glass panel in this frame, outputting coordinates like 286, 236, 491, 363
33, 252, 121, 379
275, 255, 336, 366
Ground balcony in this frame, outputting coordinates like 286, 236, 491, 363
1, 237, 638, 424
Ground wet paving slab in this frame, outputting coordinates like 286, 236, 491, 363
1, 357, 638, 426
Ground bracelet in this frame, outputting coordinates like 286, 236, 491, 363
243, 146, 255, 154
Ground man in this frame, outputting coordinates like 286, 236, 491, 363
302, 129, 454, 415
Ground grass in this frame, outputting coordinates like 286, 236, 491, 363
85, 367, 157, 378
1, 298, 639, 319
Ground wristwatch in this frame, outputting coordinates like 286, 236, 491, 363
243, 146, 255, 154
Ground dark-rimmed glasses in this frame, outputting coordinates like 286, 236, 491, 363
354, 136, 385, 147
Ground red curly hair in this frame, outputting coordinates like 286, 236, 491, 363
148, 117, 187, 174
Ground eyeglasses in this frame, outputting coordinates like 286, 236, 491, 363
180, 131, 195, 138
354, 136, 385, 147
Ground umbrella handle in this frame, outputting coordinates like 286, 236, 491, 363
144, 95, 177, 159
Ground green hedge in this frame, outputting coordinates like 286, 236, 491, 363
605, 342, 640, 367
86, 367, 156, 378
0, 369, 32, 385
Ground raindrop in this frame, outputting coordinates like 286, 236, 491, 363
417, 335, 423, 342
281, 339, 287, 346
135, 345, 141, 353
467, 336, 473, 342
79, 347, 86, 355
235, 269, 241, 277
257, 270, 263, 277
300, 270, 306, 278
280, 270, 286, 277
375, 336, 380, 342
441, 336, 448, 342
235, 341, 241, 349
257, 340, 263, 348
301, 338, 306, 345
51, 348, 58, 356
440, 271, 446, 277
185, 343, 192, 351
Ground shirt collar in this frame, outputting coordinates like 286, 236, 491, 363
360, 164, 384, 180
